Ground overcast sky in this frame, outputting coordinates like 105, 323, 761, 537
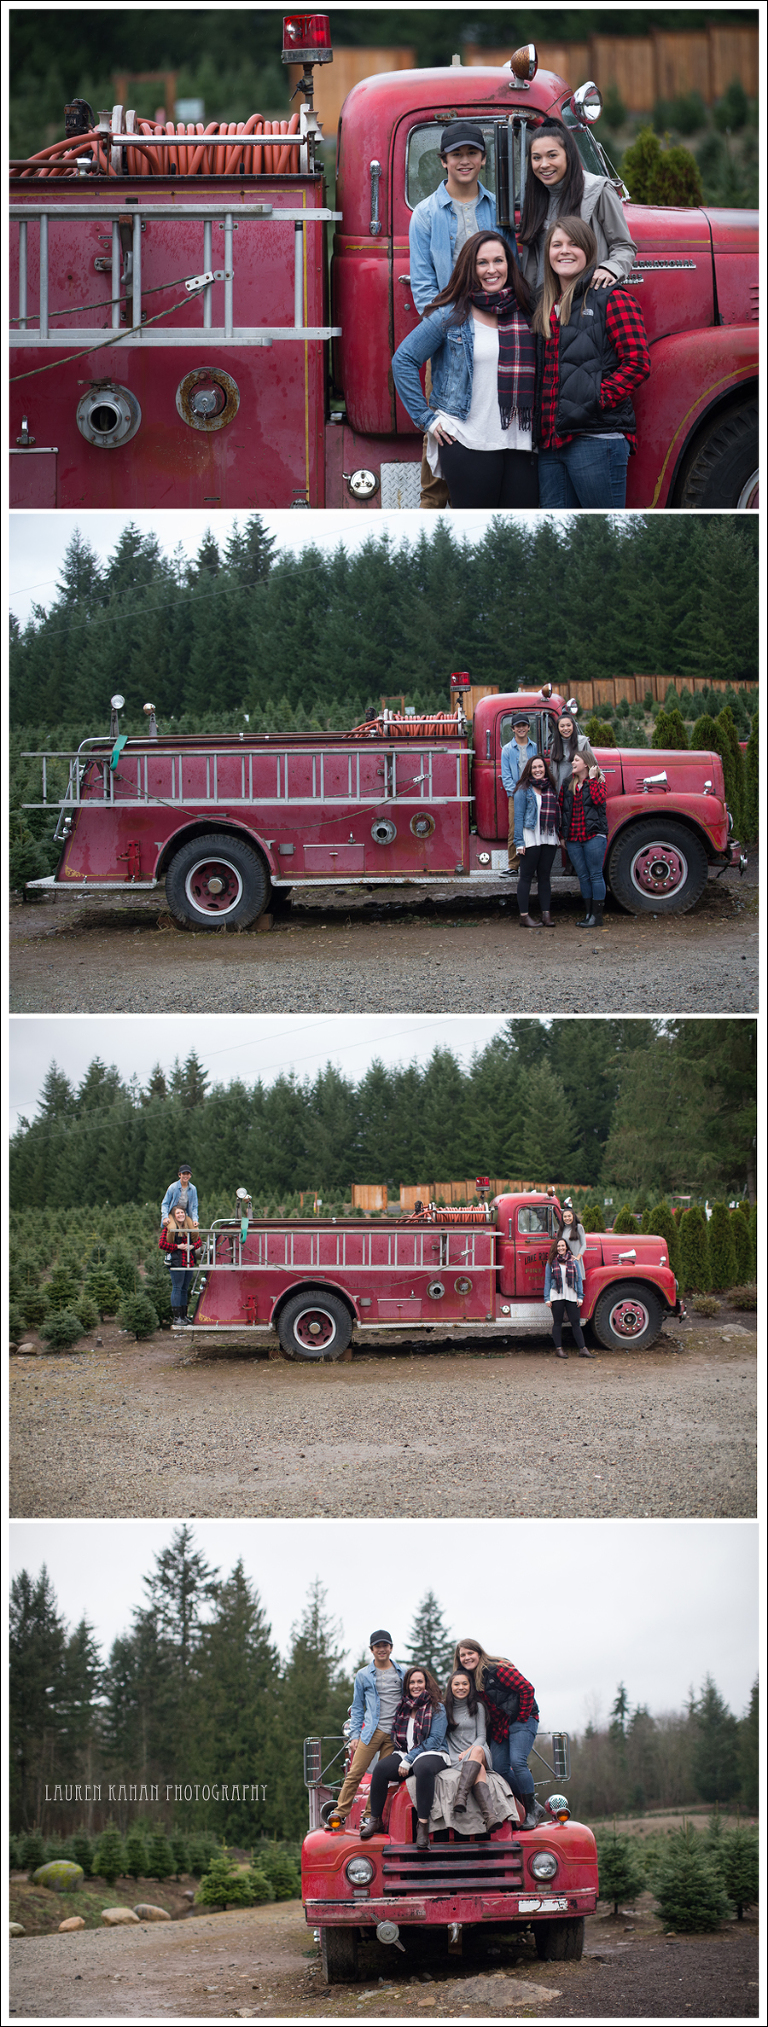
9, 1519, 758, 1732
9, 509, 545, 627
8, 1014, 527, 1134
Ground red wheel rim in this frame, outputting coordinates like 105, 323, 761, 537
630, 842, 688, 898
609, 1298, 650, 1339
184, 856, 244, 915
293, 1306, 337, 1350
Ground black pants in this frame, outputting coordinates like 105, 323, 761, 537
368, 1751, 447, 1820
439, 441, 539, 509
518, 843, 557, 916
550, 1299, 585, 1351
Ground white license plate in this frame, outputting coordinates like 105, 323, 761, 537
518, 1896, 569, 1913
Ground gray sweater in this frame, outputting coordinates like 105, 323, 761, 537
519, 170, 637, 291
445, 1702, 489, 1767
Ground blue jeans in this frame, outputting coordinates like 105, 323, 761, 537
567, 835, 607, 906
170, 1269, 194, 1311
538, 434, 630, 508
490, 1717, 539, 1801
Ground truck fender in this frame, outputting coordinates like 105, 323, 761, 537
269, 1280, 359, 1326
581, 1267, 675, 1324
609, 796, 728, 859
634, 326, 756, 507
154, 819, 279, 883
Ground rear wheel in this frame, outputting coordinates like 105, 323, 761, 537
321, 1926, 359, 1985
277, 1289, 353, 1361
675, 399, 758, 508
607, 820, 708, 916
165, 831, 269, 929
592, 1282, 664, 1353
534, 1917, 584, 1962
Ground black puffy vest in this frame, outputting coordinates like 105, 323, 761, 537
560, 776, 608, 841
535, 266, 637, 442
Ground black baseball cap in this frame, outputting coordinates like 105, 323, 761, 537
511, 712, 531, 727
370, 1629, 393, 1646
441, 121, 486, 157
179, 1163, 192, 1174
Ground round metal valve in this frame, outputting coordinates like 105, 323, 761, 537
371, 818, 397, 845
427, 1281, 445, 1300
76, 383, 141, 448
410, 813, 435, 839
176, 367, 240, 431
344, 467, 379, 500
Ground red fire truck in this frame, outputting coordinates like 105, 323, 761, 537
23, 686, 745, 922
165, 1187, 682, 1355
10, 17, 757, 510
302, 1729, 598, 1983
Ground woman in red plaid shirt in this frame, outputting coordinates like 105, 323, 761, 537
558, 751, 609, 929
532, 214, 650, 509
453, 1637, 546, 1830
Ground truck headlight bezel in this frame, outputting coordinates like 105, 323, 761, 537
529, 1850, 559, 1881
345, 1855, 375, 1886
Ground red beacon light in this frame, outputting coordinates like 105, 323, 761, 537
449, 670, 471, 689
282, 14, 333, 64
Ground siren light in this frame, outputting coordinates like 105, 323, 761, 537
450, 670, 471, 688
282, 14, 333, 63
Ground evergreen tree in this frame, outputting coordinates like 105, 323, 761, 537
20, 1829, 46, 1871
123, 1827, 149, 1879
277, 1581, 353, 1842
679, 1208, 711, 1293
597, 1826, 645, 1915
652, 707, 688, 749
246, 1866, 277, 1904
612, 1205, 639, 1234
10, 1567, 68, 1828
142, 1252, 173, 1328
652, 1823, 730, 1932
742, 706, 758, 840
582, 1201, 605, 1232
714, 707, 745, 835
41, 1308, 84, 1349
170, 1831, 190, 1877
720, 1827, 758, 1919
146, 1828, 175, 1881
648, 1202, 682, 1278
254, 1849, 301, 1899
692, 1678, 740, 1803
707, 1203, 737, 1290
737, 1681, 758, 1810
94, 1822, 125, 1886
118, 1291, 160, 1339
405, 1592, 455, 1684
84, 1269, 123, 1319
730, 1209, 752, 1283
194, 1847, 254, 1908
70, 1830, 94, 1878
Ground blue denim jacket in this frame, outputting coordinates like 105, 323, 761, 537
349, 1659, 409, 1744
400, 1706, 448, 1766
544, 1258, 584, 1303
500, 737, 537, 799
392, 308, 479, 432
161, 1178, 199, 1221
409, 180, 500, 313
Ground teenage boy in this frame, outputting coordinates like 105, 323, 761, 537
409, 122, 503, 509
330, 1631, 408, 1825
161, 1163, 199, 1225
500, 713, 538, 873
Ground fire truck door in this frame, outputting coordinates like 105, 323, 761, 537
495, 711, 557, 836
390, 112, 506, 433
515, 1204, 555, 1300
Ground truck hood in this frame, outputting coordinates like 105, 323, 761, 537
599, 1234, 671, 1269
603, 747, 724, 801
701, 207, 759, 251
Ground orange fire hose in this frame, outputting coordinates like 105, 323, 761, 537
11, 108, 301, 178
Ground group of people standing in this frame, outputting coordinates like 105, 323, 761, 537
331, 1632, 544, 1849
502, 710, 608, 928
394, 118, 648, 510
159, 1163, 202, 1327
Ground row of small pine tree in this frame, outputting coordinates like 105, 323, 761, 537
587, 1199, 756, 1296
11, 1823, 300, 1903
584, 703, 758, 842
597, 1816, 758, 1928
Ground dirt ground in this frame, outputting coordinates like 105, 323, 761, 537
8, 1895, 760, 2019
8, 856, 758, 1015
10, 1314, 756, 1520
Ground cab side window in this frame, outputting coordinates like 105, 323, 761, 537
499, 713, 558, 758
518, 1206, 554, 1237
406, 123, 497, 208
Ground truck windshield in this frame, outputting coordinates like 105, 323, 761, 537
560, 107, 613, 180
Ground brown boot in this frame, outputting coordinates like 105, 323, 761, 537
416, 1819, 430, 1849
360, 1814, 383, 1840
518, 914, 542, 929
540, 912, 554, 927
454, 1759, 481, 1812
555, 1347, 568, 1360
475, 1780, 501, 1832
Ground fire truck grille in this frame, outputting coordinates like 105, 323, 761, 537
382, 1839, 524, 1895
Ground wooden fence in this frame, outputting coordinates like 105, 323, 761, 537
465, 26, 758, 109
567, 674, 756, 711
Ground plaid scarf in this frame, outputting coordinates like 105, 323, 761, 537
536, 784, 559, 836
552, 1250, 578, 1296
470, 286, 536, 430
391, 1691, 436, 1752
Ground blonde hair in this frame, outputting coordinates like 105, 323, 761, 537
452, 1638, 511, 1692
533, 215, 598, 334
167, 1207, 198, 1230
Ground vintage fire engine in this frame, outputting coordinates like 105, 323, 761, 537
164, 1186, 683, 1355
10, 16, 757, 509
301, 1728, 599, 1983
23, 685, 745, 921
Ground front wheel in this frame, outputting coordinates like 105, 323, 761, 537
675, 399, 758, 509
592, 1282, 664, 1353
607, 821, 708, 916
277, 1289, 353, 1361
534, 1917, 584, 1962
321, 1926, 359, 1985
165, 831, 269, 929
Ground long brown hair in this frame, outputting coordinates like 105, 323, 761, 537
517, 755, 556, 795
401, 1665, 443, 1710
548, 1232, 573, 1267
452, 1639, 511, 1691
532, 215, 598, 334
444, 1670, 479, 1725
518, 119, 586, 246
425, 231, 533, 324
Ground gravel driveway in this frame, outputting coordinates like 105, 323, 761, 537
10, 1319, 756, 1520
9, 860, 758, 1014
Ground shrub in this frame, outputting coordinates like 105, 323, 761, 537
84, 1269, 123, 1319
194, 1849, 255, 1909
123, 1828, 149, 1880
713, 78, 748, 133
679, 1208, 711, 1294
707, 1202, 737, 1291
742, 707, 758, 840
146, 1829, 175, 1881
691, 1296, 720, 1318
245, 1867, 277, 1905
612, 1205, 639, 1235
94, 1823, 125, 1886
648, 1200, 681, 1279
20, 1829, 46, 1872
118, 1291, 160, 1340
652, 707, 688, 750
730, 1210, 752, 1284
597, 1827, 646, 1916
728, 1284, 756, 1312
652, 1823, 730, 1932
622, 126, 703, 207
600, 83, 626, 131
585, 716, 617, 747
40, 1308, 84, 1350
720, 1827, 759, 1919
653, 90, 707, 136
9, 819, 53, 894
71, 1830, 94, 1878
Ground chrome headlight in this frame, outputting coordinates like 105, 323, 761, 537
345, 1856, 374, 1886
530, 1850, 559, 1881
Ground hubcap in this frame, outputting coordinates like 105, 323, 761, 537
630, 841, 687, 898
294, 1306, 337, 1350
609, 1298, 649, 1339
184, 857, 243, 915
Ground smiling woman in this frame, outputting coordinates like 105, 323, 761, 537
531, 215, 651, 509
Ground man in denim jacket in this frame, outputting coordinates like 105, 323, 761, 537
500, 713, 538, 874
161, 1164, 199, 1225
409, 121, 499, 508
331, 1630, 408, 1824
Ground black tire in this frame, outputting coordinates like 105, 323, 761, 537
321, 1926, 359, 1985
675, 399, 758, 509
534, 1917, 584, 1963
607, 820, 708, 916
592, 1281, 664, 1353
277, 1289, 353, 1361
165, 831, 269, 929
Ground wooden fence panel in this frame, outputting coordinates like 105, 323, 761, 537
651, 30, 712, 103
464, 27, 757, 108
589, 36, 656, 111
709, 26, 759, 100
351, 1183, 388, 1212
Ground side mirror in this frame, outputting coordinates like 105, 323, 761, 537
570, 82, 603, 124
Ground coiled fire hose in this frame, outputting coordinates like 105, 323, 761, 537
11, 109, 301, 178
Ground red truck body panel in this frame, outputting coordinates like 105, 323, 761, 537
10, 50, 756, 509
